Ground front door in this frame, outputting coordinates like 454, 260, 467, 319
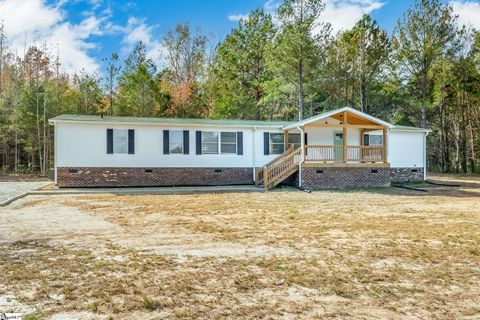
334, 131, 344, 161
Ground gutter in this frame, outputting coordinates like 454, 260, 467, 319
423, 131, 430, 180
48, 119, 288, 129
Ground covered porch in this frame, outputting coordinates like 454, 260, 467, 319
284, 109, 390, 167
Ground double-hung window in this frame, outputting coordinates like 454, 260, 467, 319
202, 131, 219, 154
169, 131, 183, 154
201, 131, 238, 155
220, 132, 237, 154
364, 134, 383, 146
107, 128, 134, 154
287, 133, 301, 149
113, 129, 128, 154
270, 133, 285, 154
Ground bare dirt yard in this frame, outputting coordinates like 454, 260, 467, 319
0, 174, 479, 319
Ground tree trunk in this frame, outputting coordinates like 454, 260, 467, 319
298, 61, 304, 121
43, 95, 47, 176
36, 93, 44, 175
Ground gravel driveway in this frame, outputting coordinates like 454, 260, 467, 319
0, 181, 49, 203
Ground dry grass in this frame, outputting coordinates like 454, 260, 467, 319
1, 174, 479, 319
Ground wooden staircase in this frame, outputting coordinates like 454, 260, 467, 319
256, 146, 303, 189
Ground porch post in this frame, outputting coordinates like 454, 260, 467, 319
284, 129, 289, 150
382, 128, 388, 163
360, 129, 365, 163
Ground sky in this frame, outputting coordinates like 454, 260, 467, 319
0, 0, 479, 75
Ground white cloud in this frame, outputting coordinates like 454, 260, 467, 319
228, 14, 249, 22
321, 0, 385, 34
227, 0, 281, 23
121, 17, 166, 66
0, 0, 104, 73
231, 0, 384, 34
450, 1, 480, 30
264, 0, 281, 15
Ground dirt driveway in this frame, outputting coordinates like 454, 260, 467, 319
0, 174, 479, 319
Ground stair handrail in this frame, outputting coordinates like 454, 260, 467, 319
263, 147, 302, 188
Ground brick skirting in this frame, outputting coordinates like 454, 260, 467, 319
57, 166, 424, 188
57, 167, 253, 188
297, 167, 425, 190
300, 167, 391, 189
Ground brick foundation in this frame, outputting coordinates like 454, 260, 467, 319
57, 166, 424, 189
57, 167, 253, 188
295, 167, 425, 190
300, 167, 391, 189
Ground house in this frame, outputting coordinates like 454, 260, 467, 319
48, 107, 431, 189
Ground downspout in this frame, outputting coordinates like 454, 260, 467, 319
297, 126, 305, 187
424, 131, 429, 180
54, 122, 57, 184
252, 127, 256, 182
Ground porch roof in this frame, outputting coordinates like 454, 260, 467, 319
283, 107, 431, 133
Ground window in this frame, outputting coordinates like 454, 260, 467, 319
365, 134, 383, 146
113, 129, 128, 154
169, 131, 183, 154
202, 131, 219, 154
201, 131, 238, 155
270, 133, 285, 154
221, 132, 237, 154
288, 133, 301, 149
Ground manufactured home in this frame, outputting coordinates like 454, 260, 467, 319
48, 107, 431, 189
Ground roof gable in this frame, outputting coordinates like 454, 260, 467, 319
284, 107, 392, 129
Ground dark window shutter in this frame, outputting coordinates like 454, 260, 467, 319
183, 130, 189, 154
128, 129, 135, 154
237, 132, 243, 155
163, 130, 169, 154
263, 132, 270, 155
196, 131, 202, 155
304, 133, 308, 146
364, 134, 370, 146
106, 129, 113, 154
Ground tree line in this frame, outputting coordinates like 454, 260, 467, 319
0, 0, 479, 175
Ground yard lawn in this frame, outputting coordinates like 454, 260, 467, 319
0, 175, 479, 320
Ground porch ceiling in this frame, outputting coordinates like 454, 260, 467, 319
330, 112, 380, 126
283, 107, 392, 130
